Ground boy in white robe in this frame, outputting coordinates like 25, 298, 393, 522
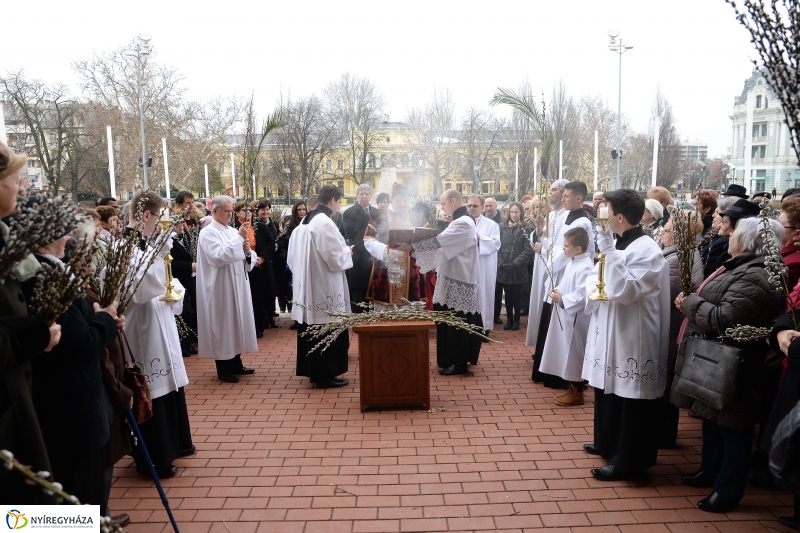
581, 189, 670, 482
540, 226, 593, 407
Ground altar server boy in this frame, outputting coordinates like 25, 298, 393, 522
540, 226, 593, 407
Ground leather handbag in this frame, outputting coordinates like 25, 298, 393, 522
119, 330, 153, 424
673, 306, 745, 410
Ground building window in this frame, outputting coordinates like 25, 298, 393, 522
337, 181, 345, 194
482, 182, 489, 193
337, 159, 344, 170
456, 183, 463, 193
326, 159, 332, 171
401, 154, 409, 168
386, 137, 391, 143
756, 95, 762, 108
445, 158, 451, 171
494, 158, 500, 169
751, 146, 766, 158
218, 162, 224, 174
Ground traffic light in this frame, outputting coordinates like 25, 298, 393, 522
137, 157, 153, 168
611, 150, 618, 160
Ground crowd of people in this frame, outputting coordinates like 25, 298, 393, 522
1, 136, 799, 530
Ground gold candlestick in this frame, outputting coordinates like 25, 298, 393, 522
158, 218, 182, 302
589, 208, 610, 302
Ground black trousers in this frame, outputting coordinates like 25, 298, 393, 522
215, 354, 246, 375
499, 283, 523, 323
349, 286, 368, 313
131, 388, 193, 470
701, 420, 753, 501
434, 303, 483, 368
49, 444, 105, 507
493, 283, 503, 320
593, 389, 659, 473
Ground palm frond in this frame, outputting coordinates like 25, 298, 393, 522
489, 88, 545, 133
258, 109, 287, 147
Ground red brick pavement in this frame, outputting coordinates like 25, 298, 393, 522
110, 315, 795, 533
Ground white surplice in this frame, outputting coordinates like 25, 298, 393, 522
114, 245, 188, 400
414, 213, 481, 313
582, 234, 670, 400
196, 220, 258, 361
475, 215, 501, 330
549, 213, 596, 274
289, 211, 353, 325
539, 253, 593, 382
525, 207, 568, 347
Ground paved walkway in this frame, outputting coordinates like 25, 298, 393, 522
111, 315, 794, 533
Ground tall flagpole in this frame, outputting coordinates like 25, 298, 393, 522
106, 126, 116, 199
204, 163, 210, 198
230, 153, 237, 196
559, 140, 563, 181
514, 153, 518, 198
162, 137, 170, 200
533, 147, 538, 194
593, 130, 598, 192
651, 117, 660, 188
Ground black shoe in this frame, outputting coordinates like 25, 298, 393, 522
188, 346, 198, 355
290, 322, 299, 330
591, 464, 631, 481
272, 312, 280, 317
182, 349, 192, 358
317, 378, 349, 388
178, 445, 197, 457
688, 410, 701, 419
777, 516, 799, 529
256, 330, 264, 338
583, 443, 601, 455
493, 318, 503, 324
511, 322, 519, 331
268, 322, 279, 329
218, 374, 240, 383
138, 464, 178, 479
697, 491, 738, 513
439, 364, 469, 376
682, 470, 716, 487
503, 322, 513, 330
233, 366, 255, 375
748, 474, 775, 489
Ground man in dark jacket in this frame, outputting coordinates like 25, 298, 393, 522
484, 197, 503, 225
342, 184, 377, 312
254, 204, 278, 328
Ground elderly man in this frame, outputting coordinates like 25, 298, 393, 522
288, 185, 353, 388
342, 184, 378, 311
467, 195, 501, 332
196, 195, 258, 383
484, 197, 503, 225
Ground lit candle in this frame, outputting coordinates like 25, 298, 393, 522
598, 206, 609, 219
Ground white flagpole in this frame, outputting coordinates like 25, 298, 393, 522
533, 147, 538, 193
593, 130, 598, 192
204, 163, 210, 198
0, 103, 7, 145
230, 153, 236, 196
106, 126, 116, 199
162, 137, 170, 200
559, 140, 563, 181
651, 117, 660, 187
514, 153, 518, 198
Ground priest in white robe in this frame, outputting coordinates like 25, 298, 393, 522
581, 189, 670, 481
289, 185, 353, 388
534, 180, 596, 387
468, 195, 501, 332
113, 190, 193, 479
404, 189, 482, 376
196, 195, 258, 383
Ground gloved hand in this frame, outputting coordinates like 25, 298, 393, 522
157, 234, 175, 258
596, 224, 615, 253
539, 237, 552, 254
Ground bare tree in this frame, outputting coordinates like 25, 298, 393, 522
404, 88, 457, 197
238, 95, 285, 200
1, 71, 79, 192
458, 107, 505, 195
650, 88, 682, 189
728, 0, 800, 165
281, 94, 337, 196
324, 73, 385, 187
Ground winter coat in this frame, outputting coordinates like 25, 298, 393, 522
762, 312, 800, 456
781, 244, 800, 295
670, 253, 785, 430
497, 223, 533, 285
662, 245, 705, 392
702, 234, 729, 279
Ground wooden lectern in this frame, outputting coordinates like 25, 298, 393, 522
352, 321, 434, 412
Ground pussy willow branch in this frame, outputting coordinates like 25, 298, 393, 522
293, 300, 501, 355
117, 222, 177, 316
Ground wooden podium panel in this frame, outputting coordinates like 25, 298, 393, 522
352, 321, 435, 412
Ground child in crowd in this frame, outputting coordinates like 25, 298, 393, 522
540, 227, 593, 406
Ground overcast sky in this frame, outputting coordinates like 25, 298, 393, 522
3, 0, 757, 158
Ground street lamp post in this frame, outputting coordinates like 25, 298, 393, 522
125, 35, 152, 190
608, 30, 632, 191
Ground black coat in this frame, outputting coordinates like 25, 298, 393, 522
342, 204, 378, 289
497, 224, 533, 285
255, 220, 277, 297
764, 313, 800, 453
703, 234, 730, 279
170, 235, 196, 303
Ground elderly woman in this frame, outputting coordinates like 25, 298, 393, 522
642, 199, 663, 232
670, 217, 785, 513
496, 202, 533, 331
657, 211, 704, 448
778, 196, 800, 290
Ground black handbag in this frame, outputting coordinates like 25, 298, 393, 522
673, 306, 745, 410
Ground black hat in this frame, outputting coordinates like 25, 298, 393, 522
719, 198, 761, 220
721, 184, 749, 199
751, 191, 771, 200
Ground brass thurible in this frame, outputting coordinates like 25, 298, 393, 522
158, 219, 182, 302
589, 210, 610, 302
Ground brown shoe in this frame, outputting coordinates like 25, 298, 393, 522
110, 514, 131, 528
554, 384, 584, 406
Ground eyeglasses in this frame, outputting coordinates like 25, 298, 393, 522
466, 204, 481, 208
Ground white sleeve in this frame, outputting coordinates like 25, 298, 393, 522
199, 230, 245, 267
364, 237, 386, 261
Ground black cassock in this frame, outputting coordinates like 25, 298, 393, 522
593, 389, 660, 473
433, 303, 483, 368
296, 324, 349, 383
131, 388, 193, 469
531, 303, 566, 389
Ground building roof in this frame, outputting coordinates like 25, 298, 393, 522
735, 68, 777, 105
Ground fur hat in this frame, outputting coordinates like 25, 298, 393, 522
0, 144, 27, 181
644, 199, 663, 221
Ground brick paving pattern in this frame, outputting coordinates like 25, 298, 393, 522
111, 315, 795, 533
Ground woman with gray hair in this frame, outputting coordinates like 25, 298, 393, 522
670, 217, 785, 513
698, 195, 738, 278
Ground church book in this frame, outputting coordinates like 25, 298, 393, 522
388, 227, 439, 248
